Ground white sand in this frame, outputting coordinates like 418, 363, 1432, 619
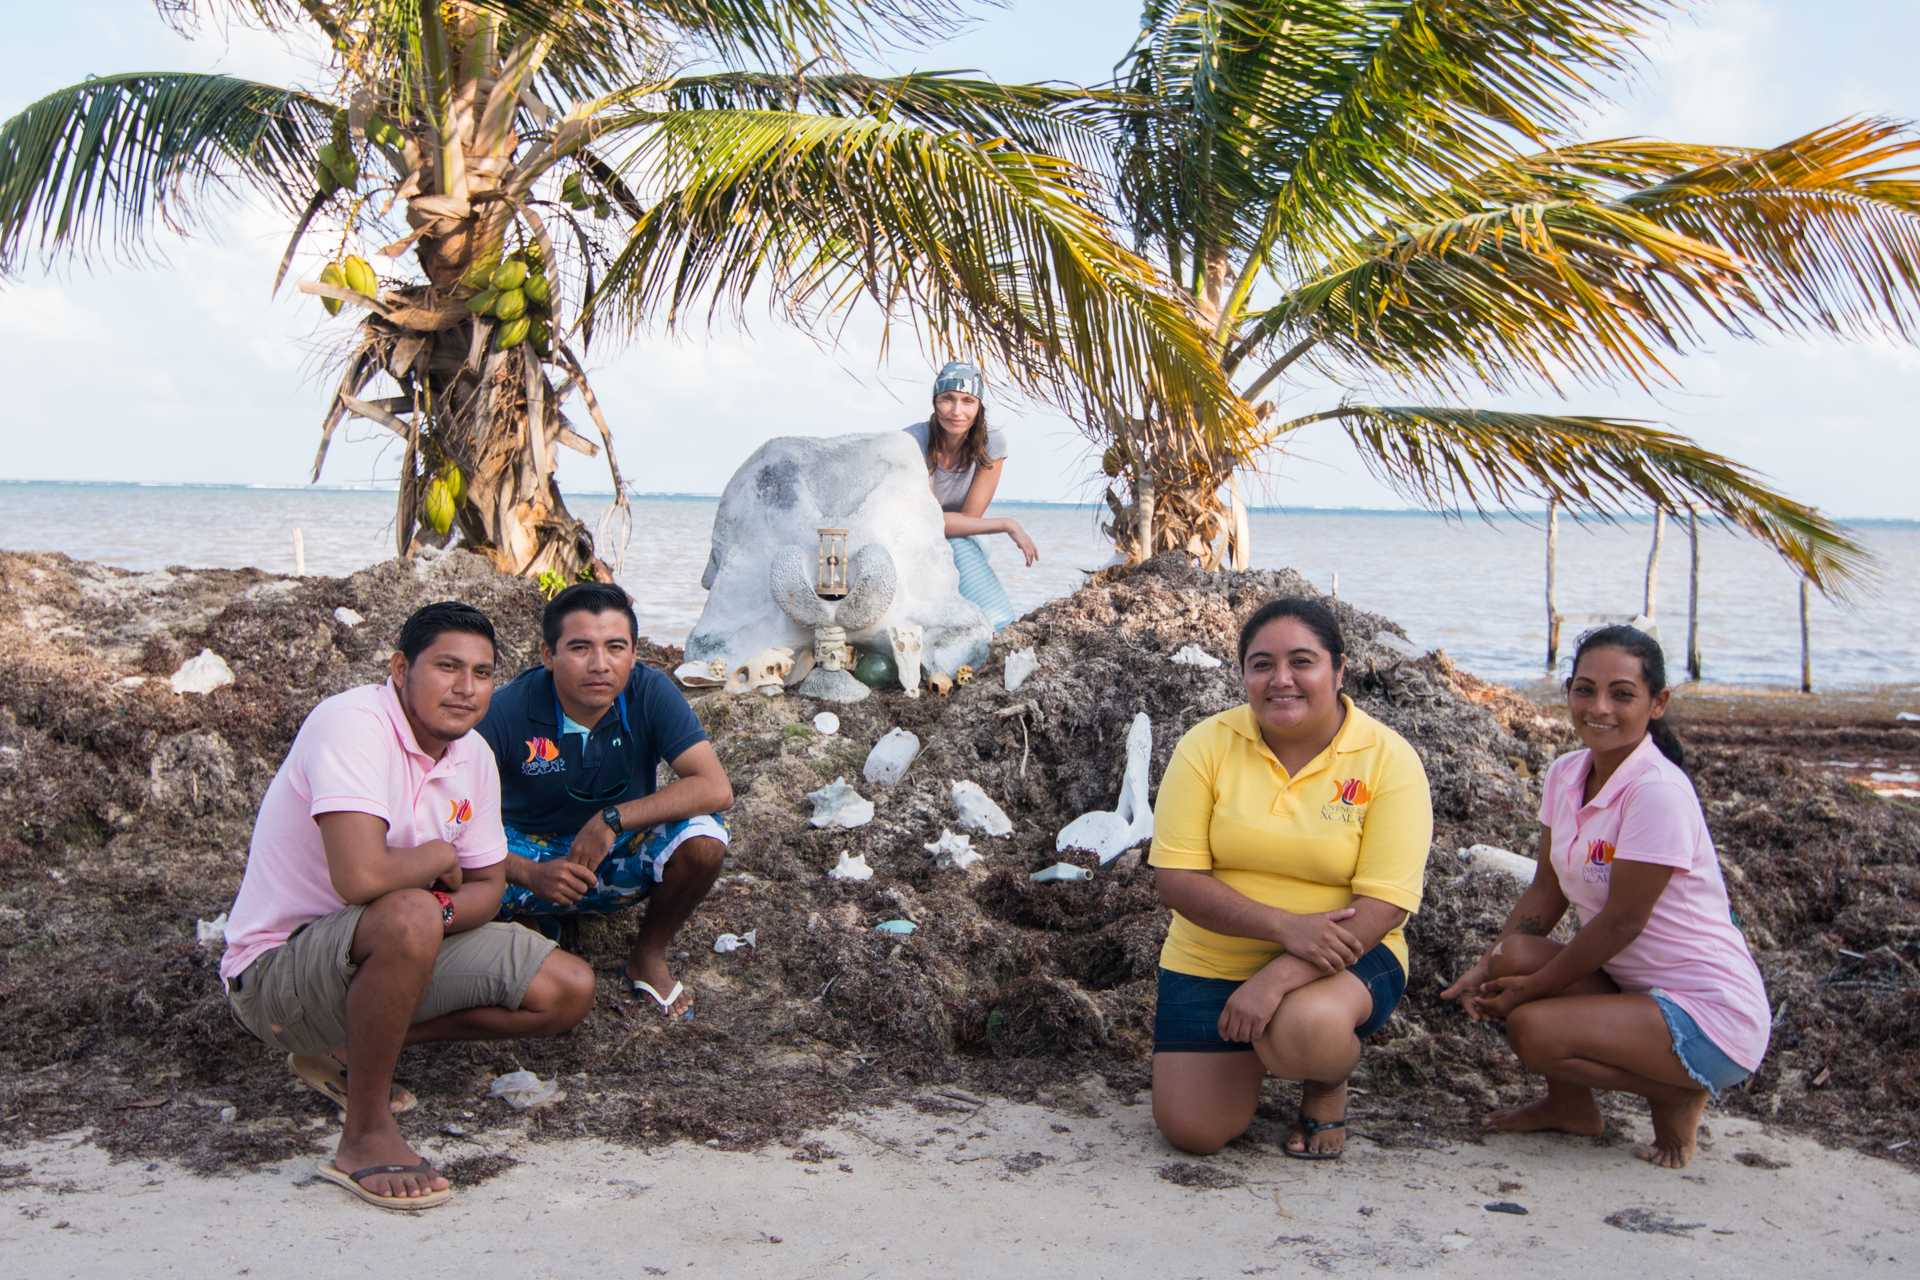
11, 1091, 1918, 1278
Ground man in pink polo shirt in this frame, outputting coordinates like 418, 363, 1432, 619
221, 602, 595, 1211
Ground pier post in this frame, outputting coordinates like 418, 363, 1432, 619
1686, 505, 1702, 680
1799, 578, 1812, 694
1545, 499, 1561, 671
1643, 507, 1665, 618
292, 527, 305, 577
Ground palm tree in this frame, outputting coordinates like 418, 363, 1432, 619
0, 0, 1249, 580
1083, 0, 1920, 588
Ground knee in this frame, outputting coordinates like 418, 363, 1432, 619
1488, 934, 1556, 980
1153, 1103, 1242, 1156
673, 835, 727, 879
533, 952, 595, 1032
362, 889, 443, 957
1265, 1001, 1356, 1067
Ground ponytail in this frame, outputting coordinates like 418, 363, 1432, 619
1647, 716, 1686, 769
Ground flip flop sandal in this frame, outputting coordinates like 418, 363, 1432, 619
1284, 1112, 1347, 1161
315, 1160, 453, 1211
628, 978, 696, 1022
289, 1053, 417, 1115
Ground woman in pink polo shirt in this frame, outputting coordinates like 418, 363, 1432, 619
1442, 625, 1768, 1170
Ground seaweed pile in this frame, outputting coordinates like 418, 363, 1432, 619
0, 550, 1912, 1172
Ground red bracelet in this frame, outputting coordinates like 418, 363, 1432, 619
431, 889, 456, 928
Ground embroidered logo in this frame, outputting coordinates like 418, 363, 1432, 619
442, 797, 473, 840
1320, 777, 1371, 824
1582, 838, 1616, 882
521, 736, 565, 776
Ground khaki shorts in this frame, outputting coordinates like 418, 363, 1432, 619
226, 905, 557, 1057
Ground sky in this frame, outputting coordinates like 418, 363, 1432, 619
1, 0, 1917, 518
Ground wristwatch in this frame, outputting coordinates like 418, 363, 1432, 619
601, 805, 624, 835
430, 889, 456, 928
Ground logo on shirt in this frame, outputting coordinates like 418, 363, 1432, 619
443, 797, 473, 841
522, 736, 565, 776
1320, 777, 1371, 824
1583, 838, 1615, 883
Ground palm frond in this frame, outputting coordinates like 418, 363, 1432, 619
0, 72, 333, 272
581, 106, 1254, 453
665, 70, 1134, 174
1240, 0, 1666, 262
1277, 404, 1869, 592
1237, 121, 1920, 399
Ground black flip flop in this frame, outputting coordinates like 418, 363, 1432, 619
1285, 1112, 1346, 1161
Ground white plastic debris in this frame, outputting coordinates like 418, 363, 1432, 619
924, 829, 984, 871
827, 851, 874, 882
807, 777, 875, 829
1057, 711, 1154, 864
1004, 648, 1039, 692
1458, 843, 1537, 885
1898, 712, 1920, 722
333, 606, 364, 628
1169, 645, 1222, 669
713, 930, 758, 954
1031, 862, 1093, 883
117, 676, 147, 689
169, 649, 235, 696
813, 712, 841, 735
195, 912, 229, 947
863, 727, 921, 786
1373, 631, 1419, 659
873, 919, 917, 936
951, 780, 1013, 838
218, 1105, 238, 1124
488, 1070, 563, 1110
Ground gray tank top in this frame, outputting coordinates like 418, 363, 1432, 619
902, 421, 1009, 512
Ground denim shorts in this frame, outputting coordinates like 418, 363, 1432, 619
1650, 989, 1752, 1099
1153, 943, 1407, 1053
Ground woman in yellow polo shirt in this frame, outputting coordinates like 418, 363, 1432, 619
1150, 598, 1433, 1160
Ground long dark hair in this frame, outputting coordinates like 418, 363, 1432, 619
923, 402, 994, 473
1566, 624, 1685, 768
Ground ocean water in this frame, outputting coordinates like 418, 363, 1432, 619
3, 480, 1915, 691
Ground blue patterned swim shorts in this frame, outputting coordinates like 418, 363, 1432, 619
497, 813, 729, 919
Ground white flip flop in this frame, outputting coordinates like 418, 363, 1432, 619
628, 977, 696, 1022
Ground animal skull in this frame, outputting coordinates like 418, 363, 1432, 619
889, 624, 925, 698
927, 670, 954, 698
725, 646, 795, 695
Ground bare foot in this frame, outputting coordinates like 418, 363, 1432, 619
1286, 1081, 1348, 1157
332, 1124, 449, 1200
627, 947, 693, 1019
1636, 1091, 1709, 1169
1486, 1091, 1605, 1137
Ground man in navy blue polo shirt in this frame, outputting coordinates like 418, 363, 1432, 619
477, 583, 733, 1021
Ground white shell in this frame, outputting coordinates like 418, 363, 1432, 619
807, 778, 874, 830
1169, 645, 1222, 669
675, 659, 728, 688
812, 712, 840, 735
924, 829, 983, 871
1057, 711, 1155, 864
951, 780, 1012, 838
1004, 647, 1038, 692
169, 649, 234, 696
827, 850, 875, 881
863, 727, 921, 786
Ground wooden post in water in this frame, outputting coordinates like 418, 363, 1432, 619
1686, 505, 1702, 680
292, 527, 305, 576
1545, 499, 1561, 671
1330, 570, 1339, 600
1642, 507, 1665, 619
1799, 578, 1813, 693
